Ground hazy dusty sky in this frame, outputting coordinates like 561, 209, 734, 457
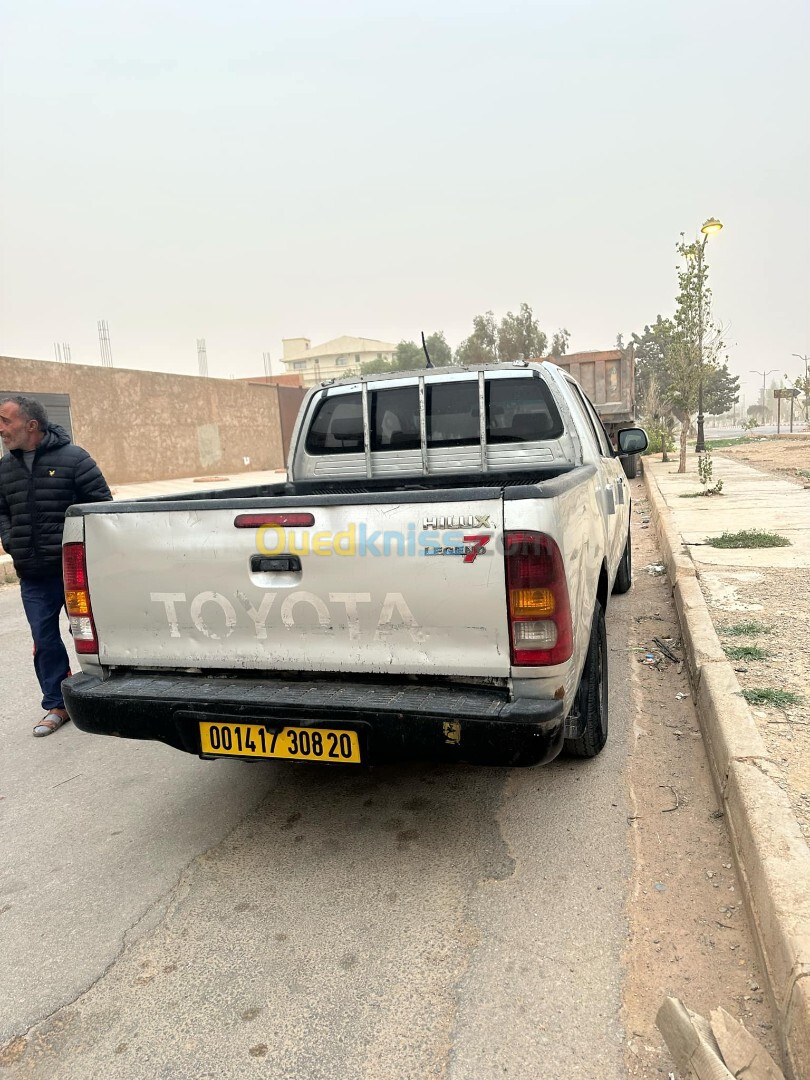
1, 0, 808, 404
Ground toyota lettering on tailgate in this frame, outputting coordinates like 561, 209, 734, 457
149, 590, 427, 643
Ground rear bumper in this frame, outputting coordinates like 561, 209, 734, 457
63, 671, 566, 768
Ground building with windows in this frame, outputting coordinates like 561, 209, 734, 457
280, 335, 397, 386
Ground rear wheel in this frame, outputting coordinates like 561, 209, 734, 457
564, 603, 608, 758
612, 528, 632, 594
621, 453, 638, 479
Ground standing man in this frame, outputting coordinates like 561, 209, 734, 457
0, 395, 112, 736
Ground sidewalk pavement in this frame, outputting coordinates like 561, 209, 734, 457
643, 455, 810, 1079
0, 468, 287, 583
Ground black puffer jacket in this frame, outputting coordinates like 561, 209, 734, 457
0, 426, 112, 580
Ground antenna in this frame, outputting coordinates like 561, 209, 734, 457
197, 338, 209, 377
421, 331, 434, 369
263, 351, 272, 377
63, 342, 71, 364
97, 320, 113, 367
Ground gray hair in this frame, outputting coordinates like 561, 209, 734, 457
0, 394, 49, 432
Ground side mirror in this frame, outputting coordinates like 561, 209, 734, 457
617, 427, 648, 455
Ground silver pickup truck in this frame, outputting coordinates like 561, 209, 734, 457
61, 361, 647, 768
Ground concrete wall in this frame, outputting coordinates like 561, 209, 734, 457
0, 355, 293, 485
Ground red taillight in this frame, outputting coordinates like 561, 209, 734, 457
234, 513, 315, 528
505, 531, 573, 666
63, 542, 99, 654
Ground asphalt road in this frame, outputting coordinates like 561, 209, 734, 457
0, 579, 640, 1079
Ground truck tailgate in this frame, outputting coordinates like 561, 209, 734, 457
83, 497, 510, 677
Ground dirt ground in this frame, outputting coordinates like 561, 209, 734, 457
620, 479, 779, 1077
711, 433, 810, 487
702, 437, 810, 842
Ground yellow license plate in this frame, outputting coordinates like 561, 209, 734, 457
199, 722, 361, 763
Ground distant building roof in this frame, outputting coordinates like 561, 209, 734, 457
284, 335, 397, 360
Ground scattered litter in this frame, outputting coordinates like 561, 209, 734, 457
654, 882, 666, 892
677, 661, 684, 675
676, 692, 688, 700
657, 998, 786, 1080
654, 637, 681, 663
645, 564, 667, 575
660, 784, 681, 812
673, 730, 684, 737
640, 652, 657, 666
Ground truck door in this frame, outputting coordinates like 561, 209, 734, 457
565, 381, 626, 577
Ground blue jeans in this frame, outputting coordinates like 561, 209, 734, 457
20, 576, 70, 711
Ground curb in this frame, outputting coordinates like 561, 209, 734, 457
641, 460, 810, 1079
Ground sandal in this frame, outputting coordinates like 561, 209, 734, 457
33, 710, 69, 737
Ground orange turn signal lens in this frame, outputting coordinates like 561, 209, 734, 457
65, 589, 90, 616
509, 587, 555, 618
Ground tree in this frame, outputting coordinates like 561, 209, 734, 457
455, 303, 549, 365
550, 328, 571, 357
789, 372, 810, 421
630, 315, 682, 457
454, 311, 499, 365
360, 332, 450, 375
423, 331, 452, 367
640, 373, 676, 463
498, 303, 547, 362
703, 362, 740, 416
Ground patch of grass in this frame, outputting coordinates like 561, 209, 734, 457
704, 437, 752, 448
722, 621, 772, 637
798, 469, 810, 480
742, 688, 802, 708
680, 491, 706, 498
723, 644, 769, 661
705, 529, 791, 549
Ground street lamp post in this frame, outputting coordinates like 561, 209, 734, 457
750, 368, 778, 425
695, 217, 724, 452
792, 353, 809, 423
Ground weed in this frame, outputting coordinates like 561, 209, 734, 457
722, 621, 772, 637
742, 688, 802, 708
798, 469, 810, 480
694, 448, 724, 495
723, 644, 769, 661
680, 484, 724, 498
704, 437, 752, 448
706, 530, 791, 549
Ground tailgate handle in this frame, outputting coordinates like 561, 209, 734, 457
250, 555, 301, 573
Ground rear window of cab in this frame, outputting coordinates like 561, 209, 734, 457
304, 377, 563, 455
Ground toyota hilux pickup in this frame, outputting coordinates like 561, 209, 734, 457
61, 361, 646, 768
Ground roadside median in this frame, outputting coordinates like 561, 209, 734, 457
642, 456, 810, 1079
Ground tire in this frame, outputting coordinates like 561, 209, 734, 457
612, 528, 632, 595
564, 603, 608, 759
622, 453, 638, 479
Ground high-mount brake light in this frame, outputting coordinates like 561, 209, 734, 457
234, 513, 315, 528
63, 542, 99, 654
504, 531, 573, 666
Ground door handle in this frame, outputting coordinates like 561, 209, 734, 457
250, 555, 302, 573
